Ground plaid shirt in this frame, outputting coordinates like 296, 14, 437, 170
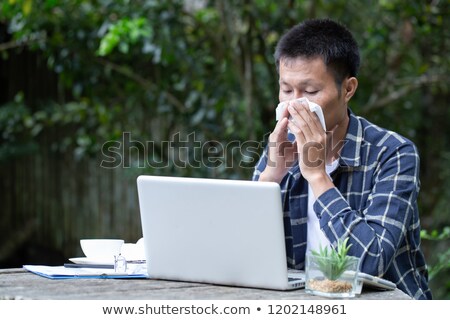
253, 110, 432, 299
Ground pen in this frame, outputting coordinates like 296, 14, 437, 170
64, 263, 114, 269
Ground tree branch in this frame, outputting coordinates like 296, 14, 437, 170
0, 35, 46, 52
95, 57, 186, 113
364, 74, 448, 112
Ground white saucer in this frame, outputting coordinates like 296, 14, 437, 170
69, 257, 115, 265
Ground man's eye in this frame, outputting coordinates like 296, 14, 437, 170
305, 90, 318, 95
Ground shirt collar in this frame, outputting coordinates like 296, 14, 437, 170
338, 109, 362, 168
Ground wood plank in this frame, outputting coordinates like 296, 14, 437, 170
0, 268, 411, 300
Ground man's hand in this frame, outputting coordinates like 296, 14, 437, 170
258, 104, 297, 184
287, 100, 334, 197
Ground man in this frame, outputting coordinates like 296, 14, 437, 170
252, 18, 431, 299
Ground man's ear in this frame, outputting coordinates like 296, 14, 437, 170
343, 77, 358, 103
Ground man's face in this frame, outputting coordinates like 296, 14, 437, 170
278, 56, 349, 131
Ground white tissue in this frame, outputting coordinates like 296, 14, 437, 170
275, 97, 326, 131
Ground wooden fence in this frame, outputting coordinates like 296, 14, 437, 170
0, 46, 145, 266
0, 131, 144, 266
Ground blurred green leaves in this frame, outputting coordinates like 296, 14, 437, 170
1, 0, 448, 179
1, 0, 448, 174
421, 227, 450, 298
0, 95, 117, 161
421, 227, 450, 242
97, 17, 153, 56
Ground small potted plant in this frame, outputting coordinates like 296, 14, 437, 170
305, 238, 360, 298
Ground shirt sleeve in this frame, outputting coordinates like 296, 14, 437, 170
313, 142, 421, 277
252, 147, 268, 181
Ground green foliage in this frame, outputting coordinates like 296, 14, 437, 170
421, 227, 450, 298
310, 238, 354, 281
0, 95, 117, 161
0, 93, 39, 160
421, 227, 450, 280
97, 17, 153, 56
421, 227, 450, 241
2, 0, 448, 177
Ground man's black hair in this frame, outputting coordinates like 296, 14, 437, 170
274, 18, 360, 86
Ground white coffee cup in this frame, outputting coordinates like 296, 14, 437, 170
80, 239, 124, 259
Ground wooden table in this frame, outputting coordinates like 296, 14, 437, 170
0, 268, 410, 300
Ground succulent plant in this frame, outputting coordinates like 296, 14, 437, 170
310, 238, 354, 281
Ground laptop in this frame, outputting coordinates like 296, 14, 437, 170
136, 175, 305, 290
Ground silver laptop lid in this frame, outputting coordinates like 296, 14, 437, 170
137, 175, 293, 290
